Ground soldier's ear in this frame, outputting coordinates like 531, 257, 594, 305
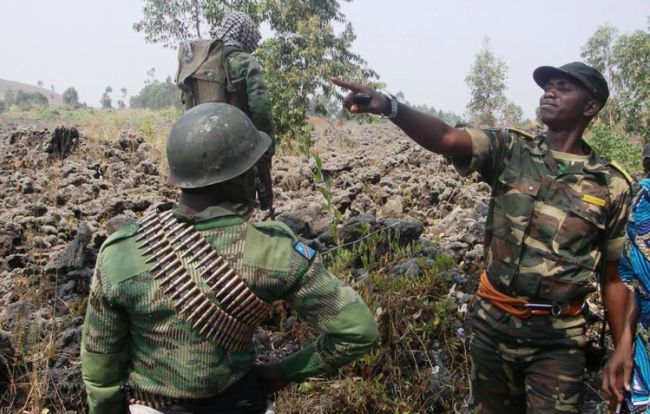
583, 99, 600, 118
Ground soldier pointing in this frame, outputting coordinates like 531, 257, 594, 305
333, 62, 632, 413
81, 103, 379, 414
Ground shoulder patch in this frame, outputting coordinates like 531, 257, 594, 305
507, 128, 535, 140
100, 222, 139, 252
293, 242, 316, 262
609, 160, 634, 186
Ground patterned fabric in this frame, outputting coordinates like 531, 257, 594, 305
620, 179, 650, 413
456, 127, 631, 347
81, 203, 378, 414
213, 12, 261, 54
470, 330, 584, 413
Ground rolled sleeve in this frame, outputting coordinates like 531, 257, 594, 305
452, 127, 490, 177
607, 236, 626, 261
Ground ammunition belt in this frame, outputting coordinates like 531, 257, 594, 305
137, 209, 272, 352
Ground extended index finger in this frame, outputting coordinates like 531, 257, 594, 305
330, 77, 366, 92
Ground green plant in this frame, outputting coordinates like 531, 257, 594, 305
586, 123, 642, 172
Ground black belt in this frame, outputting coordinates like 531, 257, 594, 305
124, 372, 267, 414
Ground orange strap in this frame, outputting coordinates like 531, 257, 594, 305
475, 271, 583, 319
476, 271, 531, 318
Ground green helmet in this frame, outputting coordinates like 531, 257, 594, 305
167, 102, 271, 189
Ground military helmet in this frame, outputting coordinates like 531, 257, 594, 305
167, 102, 271, 189
643, 143, 650, 158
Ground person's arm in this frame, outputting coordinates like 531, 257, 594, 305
81, 264, 129, 414
602, 250, 637, 402
244, 58, 274, 138
229, 52, 274, 151
255, 255, 379, 390
330, 77, 472, 158
602, 177, 636, 403
604, 260, 631, 346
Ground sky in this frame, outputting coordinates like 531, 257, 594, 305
0, 0, 648, 119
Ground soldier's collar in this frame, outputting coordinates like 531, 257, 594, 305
580, 140, 610, 174
536, 136, 608, 174
160, 202, 252, 226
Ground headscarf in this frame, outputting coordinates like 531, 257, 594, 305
212, 11, 261, 54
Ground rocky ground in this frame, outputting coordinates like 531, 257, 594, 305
0, 117, 606, 413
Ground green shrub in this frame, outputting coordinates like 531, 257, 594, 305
586, 123, 642, 173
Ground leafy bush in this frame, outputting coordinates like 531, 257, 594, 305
0, 100, 5, 113
586, 123, 642, 173
62, 87, 79, 106
4, 90, 49, 109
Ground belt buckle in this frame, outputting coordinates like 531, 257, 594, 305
523, 303, 553, 311
551, 304, 563, 317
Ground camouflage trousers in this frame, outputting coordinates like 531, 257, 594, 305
470, 329, 585, 414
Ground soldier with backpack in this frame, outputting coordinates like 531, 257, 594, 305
175, 11, 275, 216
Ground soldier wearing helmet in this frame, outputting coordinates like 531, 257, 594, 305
81, 103, 379, 414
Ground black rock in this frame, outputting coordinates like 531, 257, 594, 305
378, 219, 424, 245
277, 213, 310, 238
47, 127, 80, 159
6, 254, 27, 269
338, 214, 376, 244
392, 259, 421, 277
45, 222, 92, 274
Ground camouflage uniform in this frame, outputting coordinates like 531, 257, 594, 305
452, 127, 631, 413
81, 202, 379, 414
225, 50, 274, 154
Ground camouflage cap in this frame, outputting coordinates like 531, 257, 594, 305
533, 62, 609, 106
643, 143, 650, 158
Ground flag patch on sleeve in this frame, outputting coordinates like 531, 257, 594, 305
293, 242, 316, 261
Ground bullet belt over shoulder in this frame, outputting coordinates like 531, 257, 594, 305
136, 210, 272, 352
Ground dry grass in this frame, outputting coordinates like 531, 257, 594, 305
1, 108, 473, 413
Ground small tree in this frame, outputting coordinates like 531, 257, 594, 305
0, 100, 5, 113
465, 38, 508, 127
465, 38, 524, 128
100, 86, 113, 109
37, 80, 44, 88
118, 87, 128, 109
62, 87, 80, 106
581, 23, 650, 142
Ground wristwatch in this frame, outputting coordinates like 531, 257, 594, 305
378, 90, 399, 120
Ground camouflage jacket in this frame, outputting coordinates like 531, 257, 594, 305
81, 202, 378, 414
227, 51, 275, 155
454, 128, 631, 346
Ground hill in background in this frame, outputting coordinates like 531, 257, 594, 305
0, 79, 63, 106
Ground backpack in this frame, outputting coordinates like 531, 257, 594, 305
174, 39, 244, 110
